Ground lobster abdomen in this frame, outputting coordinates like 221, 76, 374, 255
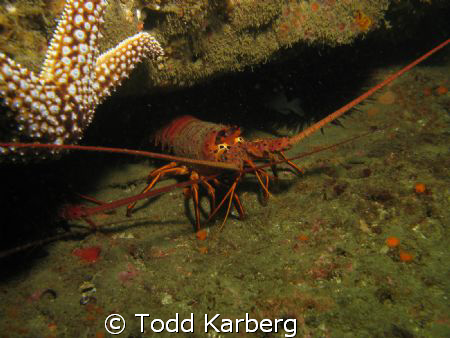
154, 115, 229, 162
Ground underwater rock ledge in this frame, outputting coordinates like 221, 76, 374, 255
0, 0, 448, 93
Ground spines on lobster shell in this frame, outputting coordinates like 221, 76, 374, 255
243, 137, 291, 158
154, 115, 225, 161
153, 115, 251, 170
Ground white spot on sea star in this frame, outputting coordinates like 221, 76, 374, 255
61, 57, 71, 66
12, 99, 21, 109
50, 105, 59, 114
2, 64, 12, 76
74, 14, 84, 26
68, 84, 77, 95
20, 80, 28, 90
56, 126, 65, 135
79, 43, 89, 54
39, 104, 49, 117
62, 46, 71, 56
74, 29, 86, 41
85, 2, 93, 12
70, 68, 80, 79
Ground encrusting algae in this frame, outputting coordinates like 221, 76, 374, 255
2, 0, 439, 91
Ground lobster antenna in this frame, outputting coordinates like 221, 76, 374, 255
0, 143, 240, 171
288, 38, 450, 146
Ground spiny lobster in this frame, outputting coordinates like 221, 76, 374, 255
1, 38, 449, 232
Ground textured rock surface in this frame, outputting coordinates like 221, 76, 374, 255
0, 0, 448, 92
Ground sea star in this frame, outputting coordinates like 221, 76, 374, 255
0, 0, 163, 160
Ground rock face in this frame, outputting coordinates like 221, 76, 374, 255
0, 0, 447, 93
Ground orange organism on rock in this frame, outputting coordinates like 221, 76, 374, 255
354, 11, 372, 32
297, 234, 309, 242
386, 236, 400, 248
436, 85, 448, 95
414, 183, 427, 194
399, 251, 413, 262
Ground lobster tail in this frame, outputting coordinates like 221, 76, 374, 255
153, 115, 230, 163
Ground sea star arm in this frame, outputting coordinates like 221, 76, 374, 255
95, 32, 164, 103
39, 0, 107, 84
0, 53, 40, 115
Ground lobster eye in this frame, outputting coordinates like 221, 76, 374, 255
218, 143, 230, 151
235, 137, 244, 143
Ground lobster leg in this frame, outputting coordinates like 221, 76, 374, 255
189, 172, 202, 231
210, 176, 245, 221
127, 162, 218, 229
232, 193, 245, 220
206, 173, 244, 227
219, 179, 239, 231
126, 162, 189, 216
184, 171, 221, 229
127, 159, 221, 229
279, 151, 304, 175
245, 160, 272, 200
259, 168, 271, 199
200, 179, 216, 214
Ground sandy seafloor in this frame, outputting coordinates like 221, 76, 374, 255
1, 49, 449, 337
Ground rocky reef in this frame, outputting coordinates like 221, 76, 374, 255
0, 0, 448, 92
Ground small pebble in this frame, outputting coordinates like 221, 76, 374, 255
80, 295, 90, 305
40, 289, 58, 301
